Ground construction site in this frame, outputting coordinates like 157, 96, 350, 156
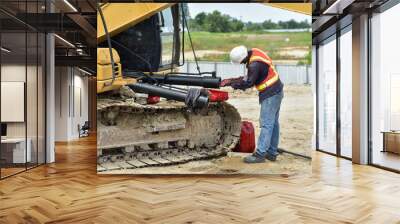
96, 3, 312, 175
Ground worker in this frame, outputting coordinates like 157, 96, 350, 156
221, 46, 284, 163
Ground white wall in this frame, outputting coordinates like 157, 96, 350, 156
55, 67, 89, 141
55, 67, 69, 141
71, 72, 89, 138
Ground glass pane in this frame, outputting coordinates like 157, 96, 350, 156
318, 37, 337, 154
371, 4, 400, 171
1, 30, 27, 177
340, 29, 352, 158
27, 31, 38, 169
160, 8, 175, 67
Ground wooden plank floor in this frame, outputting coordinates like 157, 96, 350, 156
1, 135, 400, 224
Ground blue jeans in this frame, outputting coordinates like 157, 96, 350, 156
255, 90, 283, 158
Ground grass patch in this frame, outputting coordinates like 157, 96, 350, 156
184, 31, 311, 52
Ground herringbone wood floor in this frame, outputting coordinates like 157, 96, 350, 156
1, 135, 399, 224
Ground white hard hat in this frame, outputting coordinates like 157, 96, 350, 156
230, 46, 248, 64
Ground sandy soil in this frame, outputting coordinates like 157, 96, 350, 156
278, 47, 309, 58
226, 85, 313, 157
101, 85, 313, 175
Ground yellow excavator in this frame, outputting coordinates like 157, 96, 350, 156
97, 3, 243, 172
96, 3, 311, 172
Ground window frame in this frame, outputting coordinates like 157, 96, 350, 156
314, 0, 400, 173
315, 23, 353, 160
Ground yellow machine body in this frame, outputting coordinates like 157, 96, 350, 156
97, 3, 174, 94
265, 3, 311, 16
97, 48, 136, 93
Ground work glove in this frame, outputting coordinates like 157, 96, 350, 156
220, 77, 244, 87
220, 79, 232, 87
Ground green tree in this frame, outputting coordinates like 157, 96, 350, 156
188, 10, 310, 32
245, 22, 263, 31
207, 11, 231, 32
262, 20, 277, 29
231, 19, 244, 32
194, 12, 206, 27
189, 10, 244, 33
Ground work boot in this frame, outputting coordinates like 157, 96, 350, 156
243, 153, 265, 163
265, 153, 277, 162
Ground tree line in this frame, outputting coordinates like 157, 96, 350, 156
188, 11, 311, 33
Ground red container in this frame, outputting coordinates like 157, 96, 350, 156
208, 89, 229, 102
234, 121, 255, 153
147, 95, 160, 104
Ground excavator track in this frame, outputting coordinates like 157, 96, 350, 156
97, 98, 241, 172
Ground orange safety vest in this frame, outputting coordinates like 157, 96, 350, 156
249, 48, 279, 92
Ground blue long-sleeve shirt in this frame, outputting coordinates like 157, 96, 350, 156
231, 61, 283, 103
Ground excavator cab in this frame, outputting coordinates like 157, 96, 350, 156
99, 5, 181, 73
97, 3, 217, 106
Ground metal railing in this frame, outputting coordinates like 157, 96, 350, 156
179, 61, 312, 85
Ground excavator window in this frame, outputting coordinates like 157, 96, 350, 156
159, 8, 175, 68
159, 5, 181, 70
101, 5, 180, 73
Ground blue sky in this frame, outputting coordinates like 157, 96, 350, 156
188, 3, 310, 23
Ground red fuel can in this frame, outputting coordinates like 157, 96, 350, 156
234, 121, 255, 153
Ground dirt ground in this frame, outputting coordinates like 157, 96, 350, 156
227, 85, 313, 157
277, 47, 309, 58
102, 85, 313, 175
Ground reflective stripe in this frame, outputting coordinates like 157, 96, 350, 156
255, 73, 279, 91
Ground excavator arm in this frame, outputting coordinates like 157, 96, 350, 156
265, 3, 311, 16
97, 3, 174, 43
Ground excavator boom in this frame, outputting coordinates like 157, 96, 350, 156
97, 3, 174, 43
